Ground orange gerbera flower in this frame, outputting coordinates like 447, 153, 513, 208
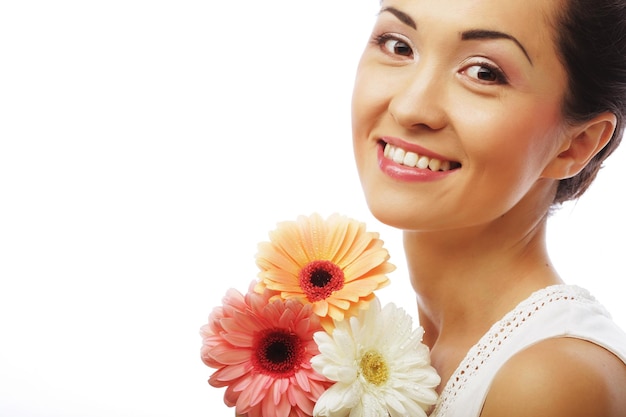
255, 213, 394, 331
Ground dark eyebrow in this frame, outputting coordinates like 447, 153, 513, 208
461, 29, 533, 65
379, 6, 416, 29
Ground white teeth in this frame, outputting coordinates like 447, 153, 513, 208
384, 143, 456, 172
428, 158, 442, 171
403, 152, 419, 167
384, 144, 392, 158
392, 148, 406, 164
417, 156, 430, 169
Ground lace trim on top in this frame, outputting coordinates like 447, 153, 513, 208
429, 284, 595, 417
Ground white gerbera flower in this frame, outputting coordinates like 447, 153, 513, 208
311, 297, 440, 417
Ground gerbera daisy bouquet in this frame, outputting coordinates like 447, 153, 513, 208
200, 213, 441, 417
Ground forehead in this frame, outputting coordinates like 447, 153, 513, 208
380, 0, 559, 21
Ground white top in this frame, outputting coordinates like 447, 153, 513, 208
430, 285, 626, 417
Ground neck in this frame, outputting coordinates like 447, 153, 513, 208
403, 199, 563, 384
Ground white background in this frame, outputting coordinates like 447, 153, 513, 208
1, 1, 624, 416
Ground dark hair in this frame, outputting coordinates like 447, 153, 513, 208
553, 0, 626, 204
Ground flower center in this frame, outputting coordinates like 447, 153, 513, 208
359, 350, 389, 386
252, 329, 304, 377
299, 260, 345, 302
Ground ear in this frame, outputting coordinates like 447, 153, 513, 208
541, 112, 617, 180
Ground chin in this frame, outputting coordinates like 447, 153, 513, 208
363, 194, 422, 231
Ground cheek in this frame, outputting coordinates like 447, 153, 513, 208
351, 69, 382, 162
460, 104, 565, 216
464, 98, 563, 169
351, 62, 394, 132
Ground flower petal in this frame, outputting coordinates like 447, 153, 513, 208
311, 297, 440, 415
200, 282, 332, 417
255, 214, 394, 331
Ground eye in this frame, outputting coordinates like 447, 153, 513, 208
373, 34, 414, 58
463, 62, 508, 84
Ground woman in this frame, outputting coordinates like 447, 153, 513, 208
352, 0, 626, 415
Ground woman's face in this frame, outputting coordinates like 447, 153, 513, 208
352, 0, 570, 231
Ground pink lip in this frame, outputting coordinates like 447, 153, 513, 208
377, 137, 459, 182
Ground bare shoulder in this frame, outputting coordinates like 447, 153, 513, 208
481, 337, 626, 417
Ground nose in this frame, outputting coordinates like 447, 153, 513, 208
388, 64, 448, 131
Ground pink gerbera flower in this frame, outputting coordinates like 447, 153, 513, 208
201, 282, 332, 417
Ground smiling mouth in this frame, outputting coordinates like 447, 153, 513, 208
382, 142, 461, 172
